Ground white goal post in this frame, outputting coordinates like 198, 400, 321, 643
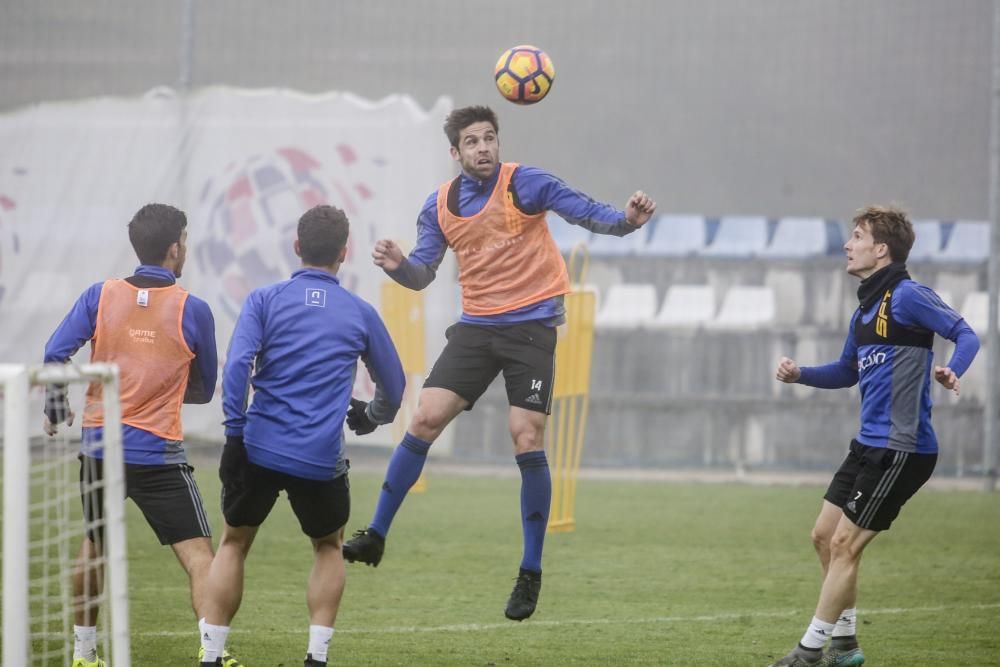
2, 363, 130, 667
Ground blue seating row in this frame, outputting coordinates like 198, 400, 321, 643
547, 214, 991, 262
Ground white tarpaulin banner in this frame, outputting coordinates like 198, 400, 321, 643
0, 87, 457, 447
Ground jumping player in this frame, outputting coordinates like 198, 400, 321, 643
342, 105, 657, 621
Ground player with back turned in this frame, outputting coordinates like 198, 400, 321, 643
199, 205, 405, 667
342, 104, 657, 621
43, 203, 220, 667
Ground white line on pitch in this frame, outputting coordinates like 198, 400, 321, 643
136, 601, 1000, 637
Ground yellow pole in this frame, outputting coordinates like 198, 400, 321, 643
546, 243, 595, 533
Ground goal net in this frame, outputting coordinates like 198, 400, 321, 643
2, 363, 130, 667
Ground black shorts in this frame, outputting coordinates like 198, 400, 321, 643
219, 439, 350, 539
423, 321, 557, 413
824, 439, 937, 532
80, 455, 212, 546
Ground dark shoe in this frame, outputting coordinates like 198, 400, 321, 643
768, 646, 822, 666
504, 568, 541, 621
819, 645, 864, 666
304, 653, 327, 666
342, 528, 385, 567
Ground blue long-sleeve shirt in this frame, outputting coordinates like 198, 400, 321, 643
43, 265, 218, 464
386, 164, 636, 325
798, 280, 979, 453
222, 268, 405, 480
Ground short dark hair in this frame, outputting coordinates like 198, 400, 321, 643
852, 205, 915, 263
443, 105, 499, 147
128, 203, 187, 265
298, 205, 349, 266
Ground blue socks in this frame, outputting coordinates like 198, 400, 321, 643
369, 432, 431, 538
369, 439, 549, 574
516, 450, 551, 573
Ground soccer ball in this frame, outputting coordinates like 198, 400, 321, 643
494, 45, 555, 105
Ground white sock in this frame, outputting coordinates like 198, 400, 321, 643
73, 625, 98, 661
799, 616, 836, 650
307, 625, 334, 662
199, 618, 230, 662
832, 607, 857, 637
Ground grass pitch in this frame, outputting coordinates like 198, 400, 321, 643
5, 460, 994, 665
118, 465, 1000, 666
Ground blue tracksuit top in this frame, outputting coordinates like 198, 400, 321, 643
798, 280, 979, 454
223, 268, 405, 480
43, 265, 218, 465
386, 164, 638, 325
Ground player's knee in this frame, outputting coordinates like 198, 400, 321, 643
312, 528, 344, 551
829, 532, 864, 562
810, 526, 832, 552
510, 423, 544, 453
173, 536, 215, 573
409, 409, 447, 440
313, 538, 344, 557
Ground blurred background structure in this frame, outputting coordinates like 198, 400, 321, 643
1, 0, 993, 219
1, 0, 996, 480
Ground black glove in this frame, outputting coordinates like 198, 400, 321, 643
220, 434, 247, 485
346, 398, 378, 436
44, 383, 70, 425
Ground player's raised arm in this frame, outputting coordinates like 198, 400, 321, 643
624, 190, 657, 227
374, 196, 449, 291
775, 356, 801, 383
372, 239, 404, 271
514, 166, 652, 237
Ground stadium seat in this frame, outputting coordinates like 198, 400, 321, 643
764, 268, 806, 325
546, 214, 592, 253
639, 214, 707, 256
594, 283, 658, 330
758, 217, 827, 258
825, 220, 846, 255
959, 291, 991, 334
936, 221, 989, 263
647, 284, 716, 328
587, 224, 650, 256
907, 220, 944, 261
699, 216, 769, 257
705, 285, 776, 329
